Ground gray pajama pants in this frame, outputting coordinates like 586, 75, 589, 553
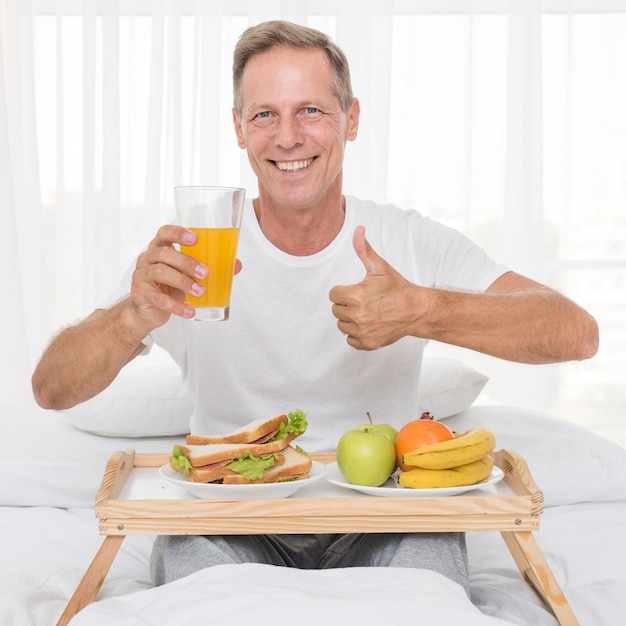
150, 532, 470, 595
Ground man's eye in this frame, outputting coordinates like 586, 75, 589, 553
256, 111, 271, 119
299, 107, 323, 121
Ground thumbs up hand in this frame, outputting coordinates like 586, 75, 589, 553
329, 226, 420, 350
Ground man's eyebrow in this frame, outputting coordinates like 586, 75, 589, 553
246, 98, 328, 111
244, 102, 274, 114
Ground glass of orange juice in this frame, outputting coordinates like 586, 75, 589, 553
174, 186, 245, 321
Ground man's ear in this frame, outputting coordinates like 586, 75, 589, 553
346, 97, 360, 142
232, 109, 246, 148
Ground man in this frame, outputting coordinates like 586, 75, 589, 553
32, 21, 598, 594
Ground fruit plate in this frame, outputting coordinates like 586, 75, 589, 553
159, 460, 326, 500
325, 462, 505, 497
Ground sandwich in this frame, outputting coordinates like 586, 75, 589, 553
169, 409, 309, 483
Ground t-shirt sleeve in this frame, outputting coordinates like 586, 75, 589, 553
408, 214, 509, 293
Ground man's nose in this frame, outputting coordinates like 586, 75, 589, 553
274, 116, 304, 149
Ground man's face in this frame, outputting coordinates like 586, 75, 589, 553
233, 46, 359, 212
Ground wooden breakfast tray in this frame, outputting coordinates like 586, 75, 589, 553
56, 449, 579, 626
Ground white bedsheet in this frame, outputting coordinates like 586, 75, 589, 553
1, 501, 625, 625
70, 564, 514, 626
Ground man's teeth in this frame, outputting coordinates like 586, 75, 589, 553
275, 158, 314, 172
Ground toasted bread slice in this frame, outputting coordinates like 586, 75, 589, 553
222, 446, 312, 484
186, 415, 289, 446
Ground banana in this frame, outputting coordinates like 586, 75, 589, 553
402, 426, 496, 470
398, 454, 494, 489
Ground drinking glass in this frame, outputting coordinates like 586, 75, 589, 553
174, 186, 245, 321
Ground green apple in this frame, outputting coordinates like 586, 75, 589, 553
355, 411, 398, 442
336, 427, 397, 487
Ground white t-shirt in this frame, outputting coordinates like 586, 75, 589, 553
128, 195, 507, 451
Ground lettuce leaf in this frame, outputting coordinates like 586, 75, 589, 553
269, 409, 308, 442
226, 452, 279, 481
170, 447, 193, 475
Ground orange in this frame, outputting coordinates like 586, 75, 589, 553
395, 413, 455, 471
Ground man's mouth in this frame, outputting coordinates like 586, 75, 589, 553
273, 158, 315, 172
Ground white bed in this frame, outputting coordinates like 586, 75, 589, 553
2, 358, 625, 625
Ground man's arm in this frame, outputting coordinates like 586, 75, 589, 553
31, 300, 151, 410
329, 226, 599, 363
32, 225, 212, 410
414, 271, 598, 363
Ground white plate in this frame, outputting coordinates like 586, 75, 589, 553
159, 460, 326, 500
325, 462, 504, 497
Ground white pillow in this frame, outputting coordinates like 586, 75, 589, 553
63, 363, 193, 438
445, 406, 626, 507
65, 357, 488, 438
417, 358, 489, 419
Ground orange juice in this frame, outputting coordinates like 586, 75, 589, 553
180, 227, 240, 308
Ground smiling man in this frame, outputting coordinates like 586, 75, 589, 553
232, 44, 359, 255
32, 21, 598, 599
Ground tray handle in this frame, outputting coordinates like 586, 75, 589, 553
95, 449, 136, 507
493, 448, 543, 507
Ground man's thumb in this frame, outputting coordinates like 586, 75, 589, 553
353, 225, 385, 276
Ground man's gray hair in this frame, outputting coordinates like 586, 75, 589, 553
233, 20, 354, 115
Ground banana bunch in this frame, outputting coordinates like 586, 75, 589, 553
398, 427, 496, 489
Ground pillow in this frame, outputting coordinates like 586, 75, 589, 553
445, 405, 626, 507
65, 357, 488, 438
63, 363, 193, 438
417, 358, 489, 419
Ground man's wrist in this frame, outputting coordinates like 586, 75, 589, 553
110, 297, 157, 353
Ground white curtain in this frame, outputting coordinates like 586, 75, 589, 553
1, 0, 625, 443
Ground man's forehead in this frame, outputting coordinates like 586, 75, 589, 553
240, 46, 337, 108
241, 46, 333, 84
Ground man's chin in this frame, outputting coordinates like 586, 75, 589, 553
259, 183, 320, 210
